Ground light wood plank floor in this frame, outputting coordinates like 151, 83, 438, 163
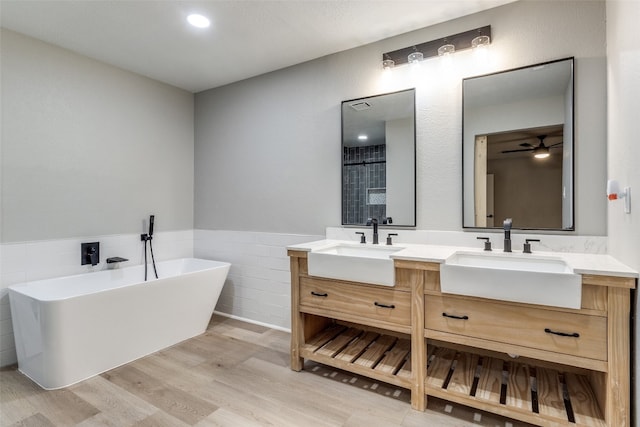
1, 315, 534, 426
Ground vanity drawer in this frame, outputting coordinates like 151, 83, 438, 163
425, 295, 607, 361
299, 277, 411, 327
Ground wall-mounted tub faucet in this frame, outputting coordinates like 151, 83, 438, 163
106, 257, 128, 269
503, 218, 512, 253
106, 257, 128, 264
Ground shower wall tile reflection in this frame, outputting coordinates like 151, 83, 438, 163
342, 145, 386, 224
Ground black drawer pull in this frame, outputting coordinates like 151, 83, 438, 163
374, 302, 395, 309
442, 312, 469, 320
545, 328, 579, 338
310, 291, 328, 297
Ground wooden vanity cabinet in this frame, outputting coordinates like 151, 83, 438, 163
400, 260, 635, 427
289, 251, 421, 405
289, 251, 635, 427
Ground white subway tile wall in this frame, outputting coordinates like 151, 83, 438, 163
194, 230, 322, 331
0, 230, 193, 366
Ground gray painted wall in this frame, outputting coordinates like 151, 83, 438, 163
194, 0, 607, 237
1, 29, 195, 242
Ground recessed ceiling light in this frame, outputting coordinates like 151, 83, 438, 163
358, 134, 368, 141
187, 14, 210, 28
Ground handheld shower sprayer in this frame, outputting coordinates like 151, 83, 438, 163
141, 214, 159, 281
148, 215, 155, 238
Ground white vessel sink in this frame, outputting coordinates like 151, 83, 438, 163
307, 243, 403, 286
440, 251, 582, 309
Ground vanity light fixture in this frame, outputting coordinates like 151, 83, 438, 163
408, 49, 424, 64
381, 25, 491, 68
472, 34, 491, 49
382, 54, 395, 70
187, 14, 210, 28
437, 43, 455, 57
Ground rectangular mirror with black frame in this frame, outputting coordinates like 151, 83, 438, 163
462, 58, 574, 231
341, 89, 416, 227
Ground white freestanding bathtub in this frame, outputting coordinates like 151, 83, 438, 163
8, 258, 230, 390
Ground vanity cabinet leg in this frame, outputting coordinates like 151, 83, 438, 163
290, 256, 304, 372
411, 378, 426, 411
410, 330, 426, 410
291, 352, 303, 372
411, 270, 426, 411
290, 310, 304, 372
605, 286, 631, 426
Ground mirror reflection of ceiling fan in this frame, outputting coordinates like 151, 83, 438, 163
500, 135, 562, 159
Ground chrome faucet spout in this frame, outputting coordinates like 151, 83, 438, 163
503, 218, 512, 253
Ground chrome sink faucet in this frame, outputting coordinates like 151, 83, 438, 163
366, 218, 379, 244
503, 218, 512, 252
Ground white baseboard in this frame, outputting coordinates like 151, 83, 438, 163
213, 310, 291, 333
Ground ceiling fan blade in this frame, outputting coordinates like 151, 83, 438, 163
519, 142, 535, 148
548, 142, 563, 148
501, 148, 534, 154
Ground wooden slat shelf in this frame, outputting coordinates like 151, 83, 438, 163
300, 326, 412, 389
425, 346, 605, 427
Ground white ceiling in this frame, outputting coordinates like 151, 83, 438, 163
0, 0, 515, 93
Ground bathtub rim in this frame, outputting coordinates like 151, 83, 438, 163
8, 257, 231, 302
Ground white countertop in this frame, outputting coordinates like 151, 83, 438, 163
288, 239, 639, 279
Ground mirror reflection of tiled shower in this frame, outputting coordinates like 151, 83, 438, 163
342, 144, 386, 224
